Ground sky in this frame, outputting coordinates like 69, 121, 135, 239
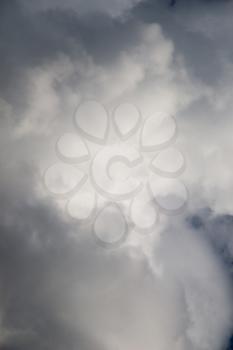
0, 0, 233, 349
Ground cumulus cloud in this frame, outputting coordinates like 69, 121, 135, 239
132, 0, 233, 217
13, 21, 205, 137
0, 161, 231, 350
0, 0, 233, 349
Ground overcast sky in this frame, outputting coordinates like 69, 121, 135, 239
0, 1, 233, 349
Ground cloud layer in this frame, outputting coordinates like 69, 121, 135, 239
0, 0, 233, 349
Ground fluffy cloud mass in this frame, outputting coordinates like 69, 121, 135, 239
0, 0, 233, 349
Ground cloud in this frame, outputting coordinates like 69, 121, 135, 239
0, 161, 231, 350
130, 0, 233, 217
11, 21, 205, 137
0, 0, 233, 349
21, 0, 143, 18
188, 209, 233, 271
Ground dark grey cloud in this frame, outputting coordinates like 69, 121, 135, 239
0, 0, 231, 107
0, 0, 140, 107
133, 0, 233, 85
188, 209, 233, 273
188, 210, 233, 349
21, 0, 143, 18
